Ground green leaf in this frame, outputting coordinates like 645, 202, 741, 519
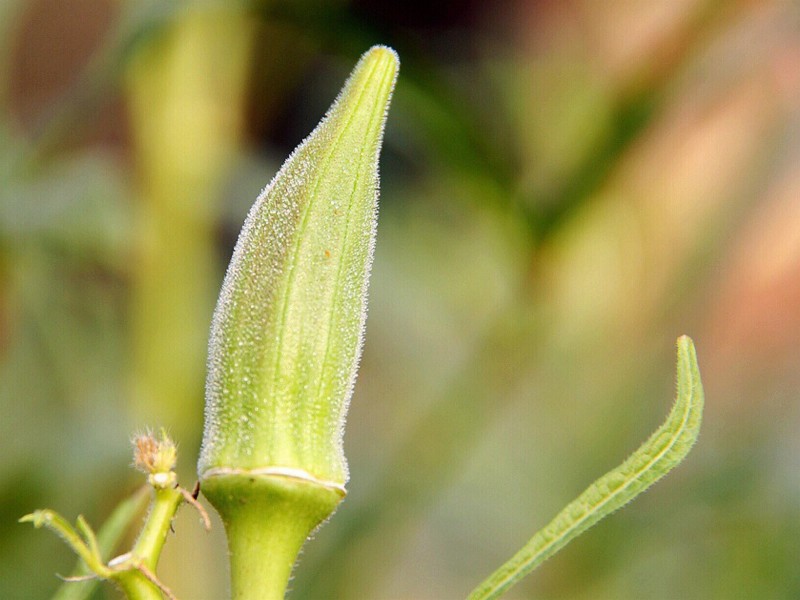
52, 486, 149, 600
19, 510, 111, 579
468, 335, 704, 600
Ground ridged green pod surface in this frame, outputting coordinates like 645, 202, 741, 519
198, 46, 398, 599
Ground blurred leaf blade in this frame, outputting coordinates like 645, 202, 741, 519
468, 336, 704, 600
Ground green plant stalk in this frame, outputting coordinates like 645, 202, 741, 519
53, 486, 150, 600
468, 335, 704, 600
20, 487, 183, 600
114, 486, 183, 599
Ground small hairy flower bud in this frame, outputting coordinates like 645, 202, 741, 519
133, 429, 178, 489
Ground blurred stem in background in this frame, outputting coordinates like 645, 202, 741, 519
125, 3, 255, 444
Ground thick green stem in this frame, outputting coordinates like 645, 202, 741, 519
201, 472, 344, 600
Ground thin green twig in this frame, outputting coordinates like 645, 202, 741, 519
19, 511, 112, 579
52, 486, 150, 600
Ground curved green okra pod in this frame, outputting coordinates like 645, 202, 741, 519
198, 46, 399, 599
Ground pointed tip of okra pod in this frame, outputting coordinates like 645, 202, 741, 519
336, 45, 400, 131
364, 44, 400, 67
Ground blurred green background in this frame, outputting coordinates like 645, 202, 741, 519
2, 0, 799, 598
